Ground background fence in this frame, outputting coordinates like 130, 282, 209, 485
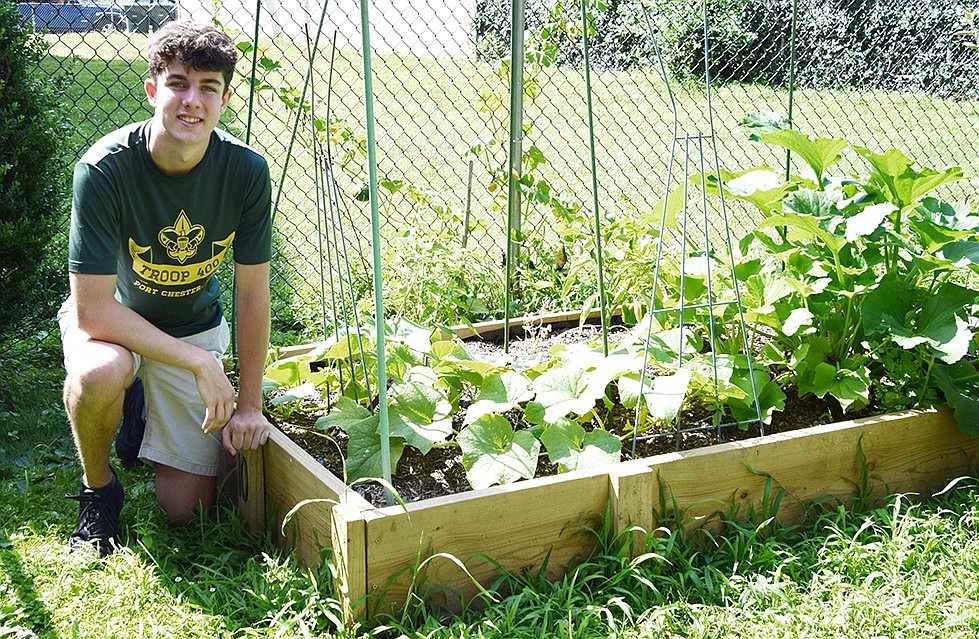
10, 0, 979, 350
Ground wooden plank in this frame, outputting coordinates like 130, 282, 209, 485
362, 470, 611, 614
330, 503, 368, 624
263, 427, 371, 566
237, 445, 266, 533
608, 461, 658, 557
270, 308, 611, 359
645, 408, 976, 528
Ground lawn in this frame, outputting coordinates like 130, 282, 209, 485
3, 353, 979, 637
6, 29, 979, 636
39, 30, 979, 333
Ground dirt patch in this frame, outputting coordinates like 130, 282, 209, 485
272, 322, 873, 508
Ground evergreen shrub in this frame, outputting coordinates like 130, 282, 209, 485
0, 0, 71, 347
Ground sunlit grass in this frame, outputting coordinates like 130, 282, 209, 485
4, 354, 979, 637
36, 30, 979, 333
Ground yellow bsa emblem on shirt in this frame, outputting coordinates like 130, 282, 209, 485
159, 211, 204, 264
129, 210, 235, 288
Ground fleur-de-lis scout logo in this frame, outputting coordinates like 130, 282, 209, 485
158, 210, 205, 264
128, 210, 235, 295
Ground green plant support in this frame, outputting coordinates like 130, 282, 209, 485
504, 0, 526, 353
359, 0, 393, 503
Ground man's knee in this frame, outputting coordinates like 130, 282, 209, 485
155, 465, 217, 525
64, 344, 134, 406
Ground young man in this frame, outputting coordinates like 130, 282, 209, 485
59, 20, 272, 556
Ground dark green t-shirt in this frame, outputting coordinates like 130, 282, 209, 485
68, 121, 272, 337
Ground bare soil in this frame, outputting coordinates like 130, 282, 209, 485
272, 322, 873, 508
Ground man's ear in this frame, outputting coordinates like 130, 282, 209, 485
221, 88, 233, 111
144, 76, 158, 105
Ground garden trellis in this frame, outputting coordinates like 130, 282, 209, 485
12, 0, 979, 362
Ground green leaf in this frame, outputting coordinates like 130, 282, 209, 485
862, 280, 976, 364
388, 380, 453, 454
464, 370, 534, 425
854, 146, 963, 208
933, 361, 979, 437
738, 111, 791, 140
530, 359, 596, 422
781, 306, 814, 337
726, 364, 786, 424
914, 198, 979, 232
314, 396, 373, 432
317, 398, 403, 482
781, 188, 841, 219
263, 358, 302, 387
618, 369, 691, 421
845, 202, 894, 241
760, 130, 849, 183
810, 362, 871, 412
346, 421, 404, 484
940, 241, 979, 274
761, 212, 846, 256
540, 419, 620, 472
457, 415, 540, 489
385, 318, 436, 356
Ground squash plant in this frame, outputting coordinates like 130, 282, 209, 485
263, 127, 979, 491
711, 122, 979, 432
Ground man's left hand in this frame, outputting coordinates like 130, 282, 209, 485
221, 405, 271, 456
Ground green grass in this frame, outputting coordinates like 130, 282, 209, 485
4, 354, 979, 637
37, 30, 979, 334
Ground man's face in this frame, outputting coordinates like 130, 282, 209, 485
145, 62, 232, 157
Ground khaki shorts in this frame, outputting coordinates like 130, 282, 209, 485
58, 300, 231, 476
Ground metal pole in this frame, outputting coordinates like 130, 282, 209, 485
504, 0, 526, 353
785, 0, 798, 181
580, 0, 609, 356
359, 0, 393, 504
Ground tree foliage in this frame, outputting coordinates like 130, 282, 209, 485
0, 1, 71, 345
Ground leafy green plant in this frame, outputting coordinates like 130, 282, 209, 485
0, 4, 71, 345
712, 121, 979, 429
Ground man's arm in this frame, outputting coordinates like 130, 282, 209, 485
70, 271, 236, 433
221, 261, 272, 455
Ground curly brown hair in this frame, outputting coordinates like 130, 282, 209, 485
146, 20, 238, 88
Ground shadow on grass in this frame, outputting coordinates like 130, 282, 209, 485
0, 543, 57, 635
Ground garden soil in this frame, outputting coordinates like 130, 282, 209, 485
272, 322, 863, 508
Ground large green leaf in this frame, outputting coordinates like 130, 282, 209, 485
316, 397, 404, 482
726, 364, 786, 424
618, 369, 691, 421
388, 379, 452, 454
540, 419, 621, 472
862, 280, 976, 364
315, 396, 373, 432
854, 146, 963, 209
761, 212, 846, 256
914, 198, 979, 231
781, 188, 841, 219
384, 317, 437, 357
705, 167, 795, 216
809, 362, 871, 412
529, 352, 641, 423
844, 202, 894, 241
940, 241, 979, 274
933, 361, 979, 437
464, 370, 534, 425
760, 130, 848, 183
457, 415, 540, 489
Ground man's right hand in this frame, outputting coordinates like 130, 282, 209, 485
193, 351, 236, 434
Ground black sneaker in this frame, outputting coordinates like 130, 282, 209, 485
116, 378, 146, 469
66, 471, 124, 557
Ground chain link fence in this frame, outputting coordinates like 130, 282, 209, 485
10, 0, 979, 349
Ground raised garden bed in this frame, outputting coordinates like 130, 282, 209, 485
240, 314, 979, 617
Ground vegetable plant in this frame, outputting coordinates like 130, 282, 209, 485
264, 126, 979, 493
